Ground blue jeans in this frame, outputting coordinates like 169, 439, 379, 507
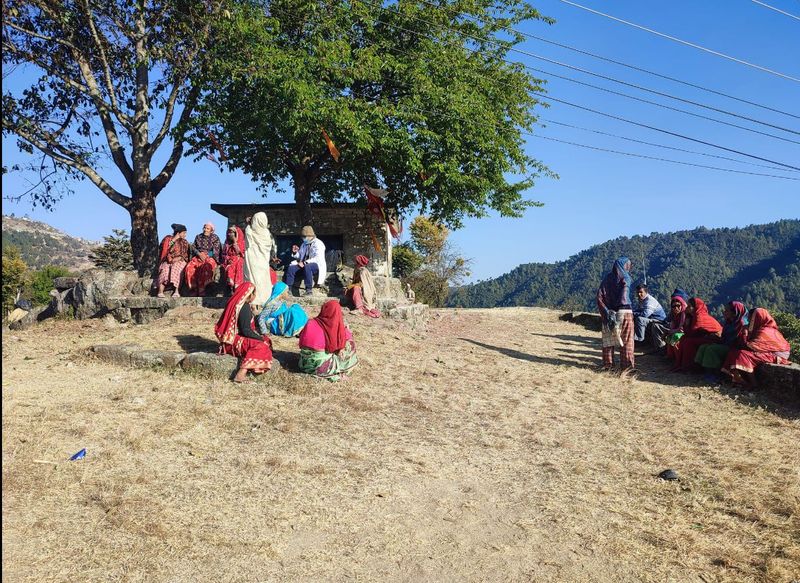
634, 316, 666, 343
285, 263, 319, 291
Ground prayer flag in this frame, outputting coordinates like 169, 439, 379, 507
321, 127, 340, 162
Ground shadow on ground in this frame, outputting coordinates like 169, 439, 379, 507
459, 338, 597, 368
175, 334, 219, 353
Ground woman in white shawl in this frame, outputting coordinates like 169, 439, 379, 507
244, 212, 274, 306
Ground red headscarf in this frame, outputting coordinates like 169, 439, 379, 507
314, 300, 348, 353
746, 308, 790, 353
215, 282, 255, 345
686, 298, 723, 335
355, 255, 369, 268
225, 226, 245, 255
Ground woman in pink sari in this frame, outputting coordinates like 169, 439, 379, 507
721, 308, 791, 388
156, 224, 189, 298
214, 282, 273, 383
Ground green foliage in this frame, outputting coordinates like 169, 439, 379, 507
404, 216, 471, 307
2, 245, 28, 315
392, 244, 423, 279
192, 0, 553, 225
448, 220, 800, 315
773, 312, 800, 361
90, 230, 134, 271
29, 265, 73, 307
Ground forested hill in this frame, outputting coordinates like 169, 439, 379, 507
1, 215, 97, 272
447, 220, 800, 314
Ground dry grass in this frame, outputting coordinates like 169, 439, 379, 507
2, 306, 799, 582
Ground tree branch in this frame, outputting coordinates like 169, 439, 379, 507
150, 84, 200, 194
5, 121, 132, 209
81, 0, 123, 118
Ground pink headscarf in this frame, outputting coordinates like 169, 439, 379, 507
204, 222, 215, 233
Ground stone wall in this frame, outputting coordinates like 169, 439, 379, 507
210, 203, 392, 276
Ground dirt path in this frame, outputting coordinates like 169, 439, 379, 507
3, 307, 798, 582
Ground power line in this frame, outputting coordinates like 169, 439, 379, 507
529, 134, 800, 180
358, 7, 800, 169
413, 0, 800, 119
540, 118, 799, 172
558, 0, 800, 82
750, 0, 800, 21
538, 95, 800, 171
361, 0, 800, 142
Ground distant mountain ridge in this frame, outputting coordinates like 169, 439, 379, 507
448, 220, 800, 315
2, 215, 98, 272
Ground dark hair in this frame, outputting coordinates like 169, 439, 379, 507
688, 297, 697, 308
636, 284, 648, 292
171, 223, 187, 234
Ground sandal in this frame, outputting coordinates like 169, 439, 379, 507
232, 378, 254, 384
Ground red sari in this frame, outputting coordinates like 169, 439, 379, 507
222, 226, 246, 291
185, 231, 221, 296
722, 308, 791, 375
674, 298, 723, 371
214, 282, 273, 372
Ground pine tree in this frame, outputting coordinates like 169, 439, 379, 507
90, 230, 134, 271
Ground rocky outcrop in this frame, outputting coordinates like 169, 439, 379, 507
757, 363, 800, 404
72, 270, 152, 319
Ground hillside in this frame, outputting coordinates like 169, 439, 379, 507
1, 215, 98, 272
448, 220, 800, 314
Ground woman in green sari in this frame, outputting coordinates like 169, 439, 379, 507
256, 282, 308, 337
298, 300, 358, 381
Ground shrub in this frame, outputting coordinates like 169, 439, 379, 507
29, 265, 74, 307
90, 229, 134, 270
2, 245, 28, 315
773, 312, 800, 361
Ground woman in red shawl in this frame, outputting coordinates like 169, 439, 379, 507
185, 222, 222, 297
156, 223, 190, 298
671, 297, 723, 372
298, 300, 358, 381
221, 225, 246, 293
721, 308, 791, 388
214, 282, 273, 383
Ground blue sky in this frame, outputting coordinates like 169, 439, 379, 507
3, 0, 799, 281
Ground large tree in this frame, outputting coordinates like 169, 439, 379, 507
2, 0, 226, 274
192, 0, 554, 226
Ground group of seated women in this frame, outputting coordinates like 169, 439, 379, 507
597, 257, 792, 388
653, 289, 791, 388
214, 282, 358, 383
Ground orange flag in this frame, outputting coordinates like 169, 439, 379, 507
370, 230, 383, 253
321, 127, 340, 162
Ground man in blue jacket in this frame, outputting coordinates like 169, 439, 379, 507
632, 284, 667, 343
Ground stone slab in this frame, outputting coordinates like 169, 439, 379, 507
757, 362, 800, 405
53, 276, 79, 290
181, 352, 238, 377
92, 344, 142, 366
130, 350, 186, 368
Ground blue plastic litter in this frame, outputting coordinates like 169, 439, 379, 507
69, 448, 87, 461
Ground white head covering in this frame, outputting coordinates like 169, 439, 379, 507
243, 211, 273, 305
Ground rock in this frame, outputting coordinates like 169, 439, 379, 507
111, 307, 132, 323
181, 352, 238, 377
92, 344, 143, 366
373, 275, 407, 303
53, 276, 79, 291
72, 270, 143, 319
48, 288, 74, 316
8, 306, 50, 330
130, 350, 186, 368
757, 362, 800, 405
101, 314, 119, 329
559, 312, 575, 322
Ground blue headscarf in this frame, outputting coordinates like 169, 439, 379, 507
598, 256, 632, 310
671, 288, 690, 303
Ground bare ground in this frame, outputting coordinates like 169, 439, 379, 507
2, 307, 799, 582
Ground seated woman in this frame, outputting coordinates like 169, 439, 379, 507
653, 293, 688, 351
345, 255, 381, 318
214, 282, 273, 383
671, 297, 723, 372
721, 308, 791, 388
298, 300, 358, 381
156, 223, 190, 298
695, 301, 748, 382
256, 282, 309, 338
185, 222, 222, 297
222, 225, 246, 293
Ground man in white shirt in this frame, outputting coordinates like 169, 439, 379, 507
285, 225, 327, 295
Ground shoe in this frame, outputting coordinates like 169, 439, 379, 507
157, 293, 165, 298
173, 292, 181, 298
304, 290, 314, 296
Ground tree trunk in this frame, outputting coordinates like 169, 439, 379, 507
293, 172, 313, 226
129, 191, 159, 277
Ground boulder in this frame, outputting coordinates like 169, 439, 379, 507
373, 276, 407, 304
48, 288, 74, 317
181, 352, 238, 377
72, 270, 143, 319
757, 362, 800, 405
53, 276, 79, 291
